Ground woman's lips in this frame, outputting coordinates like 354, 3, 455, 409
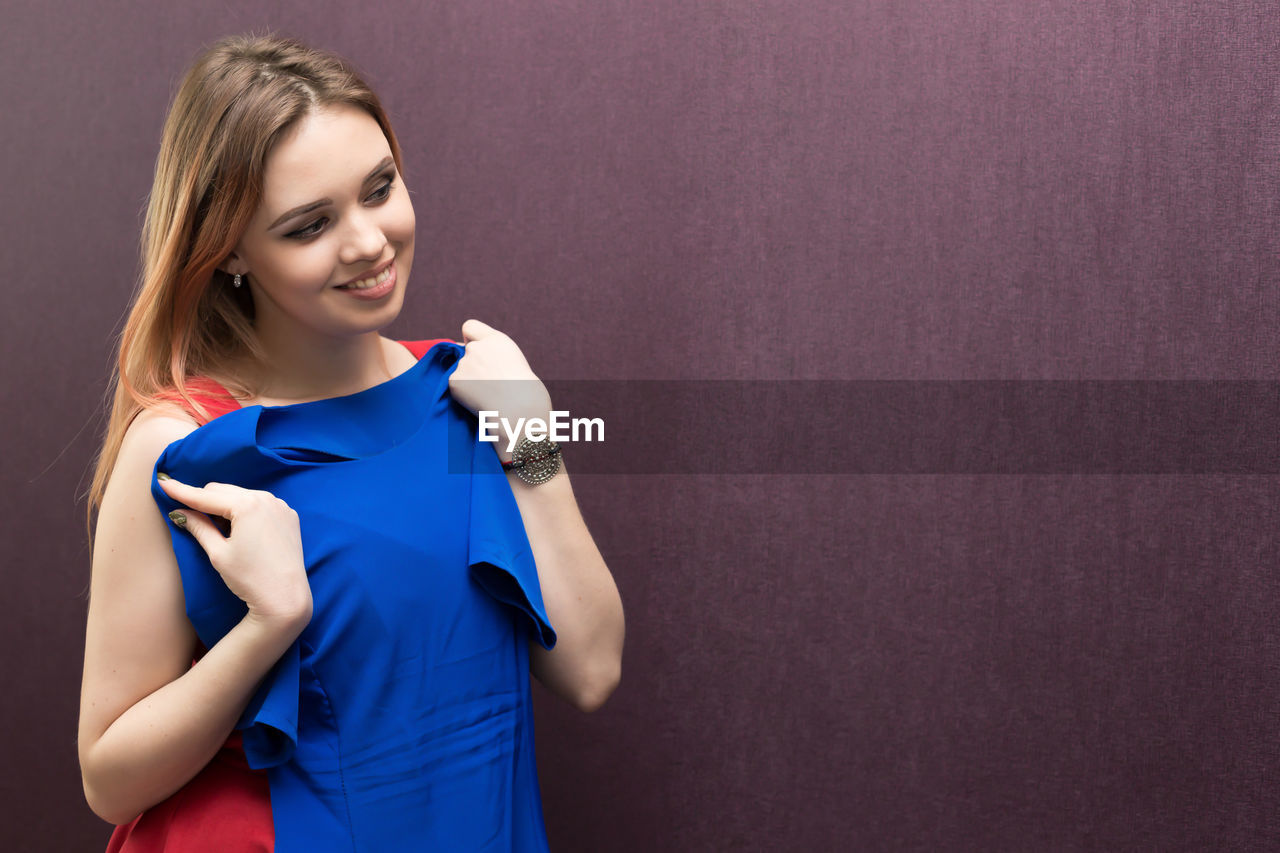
335, 261, 396, 300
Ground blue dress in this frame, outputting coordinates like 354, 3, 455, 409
148, 340, 557, 852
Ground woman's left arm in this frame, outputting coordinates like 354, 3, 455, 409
504, 455, 625, 712
449, 321, 625, 713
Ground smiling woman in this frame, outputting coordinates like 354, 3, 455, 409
79, 30, 623, 853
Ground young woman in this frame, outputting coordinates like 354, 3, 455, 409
78, 32, 624, 851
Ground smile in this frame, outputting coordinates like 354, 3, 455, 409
335, 261, 397, 300
338, 265, 394, 290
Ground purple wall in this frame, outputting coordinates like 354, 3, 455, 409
5, 1, 1279, 849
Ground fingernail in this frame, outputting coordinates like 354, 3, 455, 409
157, 472, 171, 481
168, 510, 187, 527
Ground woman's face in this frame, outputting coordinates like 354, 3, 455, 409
224, 103, 416, 341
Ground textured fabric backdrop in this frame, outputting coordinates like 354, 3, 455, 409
4, 1, 1278, 849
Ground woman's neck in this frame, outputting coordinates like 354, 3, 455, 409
228, 331, 412, 407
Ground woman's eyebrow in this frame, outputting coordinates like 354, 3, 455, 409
267, 155, 395, 230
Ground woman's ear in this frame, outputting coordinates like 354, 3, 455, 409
217, 254, 248, 278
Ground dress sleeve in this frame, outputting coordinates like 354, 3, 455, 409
234, 639, 301, 769
466, 432, 558, 650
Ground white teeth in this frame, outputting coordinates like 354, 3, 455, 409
343, 266, 392, 290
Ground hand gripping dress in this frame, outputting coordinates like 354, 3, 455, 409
104, 338, 557, 852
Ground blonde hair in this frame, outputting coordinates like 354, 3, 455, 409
84, 31, 405, 554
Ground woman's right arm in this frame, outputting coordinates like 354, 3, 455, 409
77, 409, 309, 825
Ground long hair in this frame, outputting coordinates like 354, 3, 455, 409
84, 31, 405, 554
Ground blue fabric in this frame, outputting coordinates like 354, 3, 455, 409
149, 340, 556, 852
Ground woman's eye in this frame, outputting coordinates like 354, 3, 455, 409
289, 218, 327, 239
286, 181, 396, 240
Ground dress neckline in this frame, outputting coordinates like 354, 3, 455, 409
247, 339, 458, 468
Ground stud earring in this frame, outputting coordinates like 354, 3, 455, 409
233, 273, 243, 288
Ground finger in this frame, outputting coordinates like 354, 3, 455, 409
461, 318, 496, 343
156, 474, 239, 520
166, 508, 227, 562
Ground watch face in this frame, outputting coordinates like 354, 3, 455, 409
513, 436, 561, 484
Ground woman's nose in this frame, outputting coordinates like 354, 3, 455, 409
339, 208, 388, 264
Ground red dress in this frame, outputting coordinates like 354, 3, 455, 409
105, 340, 452, 852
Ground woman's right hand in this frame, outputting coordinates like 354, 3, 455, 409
156, 474, 313, 629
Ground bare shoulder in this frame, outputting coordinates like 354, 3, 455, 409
123, 403, 201, 449
100, 404, 203, 497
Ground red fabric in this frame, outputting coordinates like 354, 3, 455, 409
105, 340, 453, 851
398, 337, 456, 360
104, 729, 274, 853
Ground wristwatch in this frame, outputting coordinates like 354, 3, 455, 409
500, 435, 562, 484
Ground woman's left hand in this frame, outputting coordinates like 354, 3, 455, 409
448, 319, 552, 421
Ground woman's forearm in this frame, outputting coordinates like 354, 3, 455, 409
81, 612, 305, 825
506, 453, 626, 711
